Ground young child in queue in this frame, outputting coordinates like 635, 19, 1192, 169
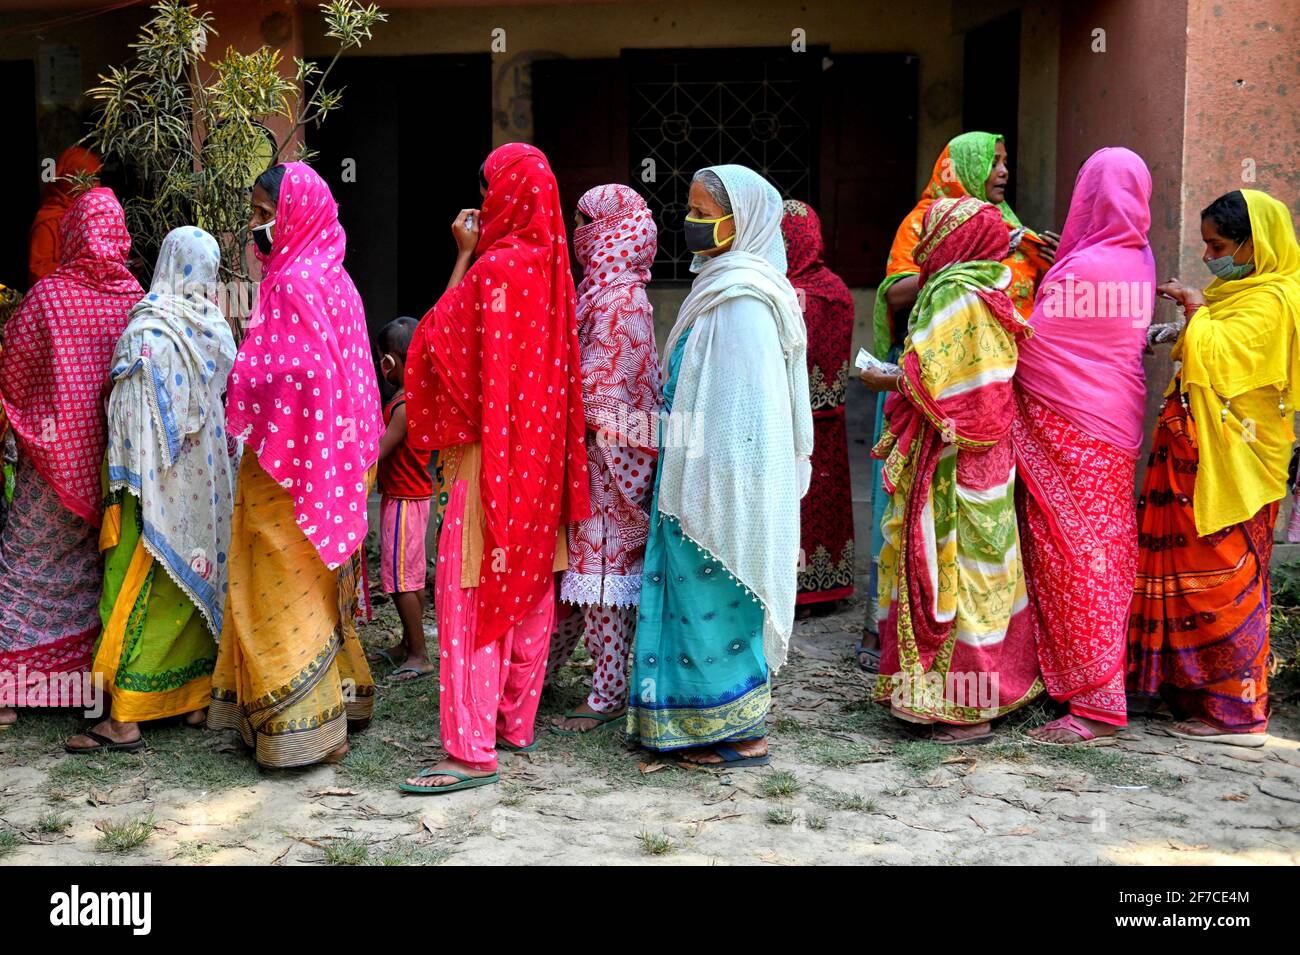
373, 316, 434, 683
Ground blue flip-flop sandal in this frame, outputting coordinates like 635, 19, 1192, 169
678, 744, 771, 768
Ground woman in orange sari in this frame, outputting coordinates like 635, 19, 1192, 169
28, 146, 102, 287
860, 132, 1057, 672
1129, 189, 1300, 746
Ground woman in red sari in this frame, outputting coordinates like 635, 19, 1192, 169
1012, 147, 1155, 744
781, 200, 855, 609
862, 197, 1042, 743
401, 144, 590, 793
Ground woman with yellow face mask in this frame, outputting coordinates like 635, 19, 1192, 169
1130, 189, 1300, 746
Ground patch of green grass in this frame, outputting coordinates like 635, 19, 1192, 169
338, 677, 440, 788
985, 739, 1033, 763
95, 814, 154, 854
813, 788, 877, 814
0, 828, 21, 860
891, 740, 948, 776
563, 729, 703, 792
837, 699, 894, 736
807, 813, 827, 831
1035, 745, 1183, 791
766, 807, 797, 826
172, 840, 219, 863
36, 811, 71, 834
376, 842, 452, 866
637, 831, 674, 856
758, 770, 801, 798
809, 738, 886, 768
322, 838, 371, 866
45, 751, 141, 792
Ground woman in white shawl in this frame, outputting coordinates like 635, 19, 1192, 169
625, 165, 813, 766
66, 227, 237, 753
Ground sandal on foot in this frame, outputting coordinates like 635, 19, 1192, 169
63, 729, 144, 754
677, 744, 771, 768
497, 737, 538, 753
856, 641, 881, 674
1166, 723, 1267, 747
399, 768, 499, 795
549, 708, 625, 737
366, 647, 404, 666
386, 666, 434, 685
930, 726, 994, 746
1028, 714, 1117, 747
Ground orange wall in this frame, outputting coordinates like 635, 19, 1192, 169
1181, 0, 1300, 274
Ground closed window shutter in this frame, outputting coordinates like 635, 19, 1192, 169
819, 53, 918, 286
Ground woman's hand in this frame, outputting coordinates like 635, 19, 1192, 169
1157, 277, 1206, 320
1037, 229, 1061, 265
859, 367, 901, 393
452, 209, 481, 256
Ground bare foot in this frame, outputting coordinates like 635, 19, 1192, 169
931, 722, 991, 744
1028, 715, 1117, 745
552, 700, 624, 732
403, 758, 495, 789
678, 737, 768, 764
320, 741, 349, 764
0, 707, 15, 730
183, 708, 207, 727
65, 718, 142, 750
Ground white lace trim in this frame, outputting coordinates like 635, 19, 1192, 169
560, 571, 642, 608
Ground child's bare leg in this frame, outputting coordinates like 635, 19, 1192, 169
388, 590, 433, 682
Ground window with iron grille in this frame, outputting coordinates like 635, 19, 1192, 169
625, 48, 822, 282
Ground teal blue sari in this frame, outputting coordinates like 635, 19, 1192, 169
626, 330, 770, 751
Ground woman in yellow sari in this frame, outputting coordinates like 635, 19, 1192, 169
63, 227, 238, 753
1130, 189, 1300, 745
207, 164, 382, 767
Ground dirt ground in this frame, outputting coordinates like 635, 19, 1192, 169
3, 386, 1298, 866
1, 591, 1298, 866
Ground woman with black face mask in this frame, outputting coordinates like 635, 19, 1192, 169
623, 165, 813, 769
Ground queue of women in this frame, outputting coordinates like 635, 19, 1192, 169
0, 131, 1296, 797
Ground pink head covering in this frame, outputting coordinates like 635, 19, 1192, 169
225, 162, 381, 568
1015, 147, 1155, 455
0, 188, 141, 525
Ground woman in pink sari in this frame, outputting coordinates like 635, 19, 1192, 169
1012, 147, 1155, 744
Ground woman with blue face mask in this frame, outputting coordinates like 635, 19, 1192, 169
1130, 189, 1300, 747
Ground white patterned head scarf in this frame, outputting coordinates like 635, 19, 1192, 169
105, 226, 239, 633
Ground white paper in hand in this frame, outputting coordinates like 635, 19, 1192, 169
855, 347, 902, 376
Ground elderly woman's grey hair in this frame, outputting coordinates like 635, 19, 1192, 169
692, 169, 733, 214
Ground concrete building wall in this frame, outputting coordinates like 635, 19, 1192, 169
298, 0, 966, 196
1181, 0, 1300, 274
